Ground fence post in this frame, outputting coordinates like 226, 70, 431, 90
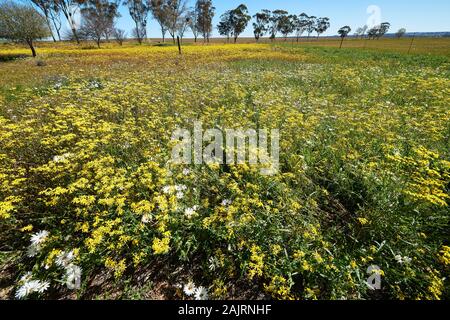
177, 36, 182, 55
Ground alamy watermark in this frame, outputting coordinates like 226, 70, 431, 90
171, 122, 280, 176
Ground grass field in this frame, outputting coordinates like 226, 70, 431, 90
0, 38, 449, 300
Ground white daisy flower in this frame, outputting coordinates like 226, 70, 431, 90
176, 185, 187, 192
176, 191, 184, 199
15, 280, 50, 300
26, 245, 39, 257
141, 213, 152, 224
182, 168, 191, 176
30, 230, 49, 246
394, 255, 403, 264
221, 199, 232, 207
184, 207, 197, 219
56, 250, 75, 268
36, 280, 50, 293
208, 256, 220, 271
65, 264, 82, 289
403, 256, 412, 264
183, 281, 196, 296
52, 153, 72, 163
162, 186, 172, 194
194, 286, 209, 300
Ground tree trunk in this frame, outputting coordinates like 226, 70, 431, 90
51, 18, 61, 41
135, 22, 142, 44
339, 37, 344, 49
55, 27, 61, 41
65, 12, 80, 44
71, 27, 80, 44
45, 18, 56, 42
27, 40, 36, 57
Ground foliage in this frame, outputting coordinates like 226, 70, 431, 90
252, 10, 271, 41
0, 1, 51, 57
124, 0, 149, 44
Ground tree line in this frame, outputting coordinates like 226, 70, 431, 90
0, 0, 401, 56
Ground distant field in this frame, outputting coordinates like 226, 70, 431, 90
1, 37, 450, 57
0, 41, 449, 300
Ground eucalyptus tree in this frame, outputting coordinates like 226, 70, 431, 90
54, 0, 81, 43
229, 4, 251, 43
187, 8, 199, 42
293, 12, 309, 42
31, 0, 58, 41
305, 15, 316, 38
164, 0, 188, 43
315, 17, 330, 38
217, 10, 232, 42
252, 9, 271, 42
368, 22, 390, 39
195, 0, 215, 42
0, 1, 51, 57
79, 0, 120, 47
268, 9, 288, 40
338, 25, 351, 48
124, 0, 149, 44
278, 14, 295, 41
149, 0, 168, 42
396, 28, 406, 39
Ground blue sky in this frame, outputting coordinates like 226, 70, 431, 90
109, 0, 449, 37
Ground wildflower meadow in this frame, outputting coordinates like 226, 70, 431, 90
0, 38, 449, 301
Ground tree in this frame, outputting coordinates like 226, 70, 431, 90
31, 0, 57, 42
176, 13, 190, 42
217, 11, 232, 42
187, 8, 199, 42
379, 22, 391, 37
79, 0, 120, 47
54, 0, 81, 43
354, 24, 368, 38
252, 9, 271, 42
396, 28, 406, 39
124, 0, 149, 44
367, 26, 378, 39
195, 0, 214, 43
163, 0, 187, 43
305, 15, 316, 38
268, 9, 288, 40
113, 28, 126, 45
368, 22, 390, 40
47, 2, 62, 41
293, 13, 309, 42
229, 4, 250, 43
149, 0, 168, 42
338, 25, 351, 48
315, 17, 330, 39
278, 14, 295, 41
0, 1, 51, 57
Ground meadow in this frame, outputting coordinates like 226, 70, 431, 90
0, 38, 449, 300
